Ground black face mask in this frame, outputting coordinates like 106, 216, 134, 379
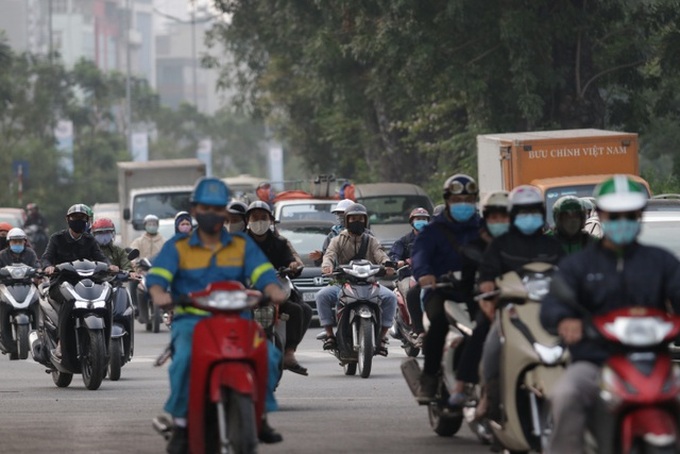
347, 221, 365, 235
68, 219, 87, 234
196, 212, 226, 234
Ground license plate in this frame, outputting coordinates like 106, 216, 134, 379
303, 292, 317, 302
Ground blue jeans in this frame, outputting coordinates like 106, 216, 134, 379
315, 284, 397, 328
164, 314, 279, 418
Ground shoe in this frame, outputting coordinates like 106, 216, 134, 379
447, 392, 468, 408
283, 361, 309, 376
259, 418, 283, 444
166, 426, 188, 454
322, 336, 337, 351
415, 373, 438, 404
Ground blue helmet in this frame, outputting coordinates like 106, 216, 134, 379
191, 177, 230, 206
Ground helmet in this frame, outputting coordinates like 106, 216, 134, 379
594, 175, 647, 212
508, 185, 544, 212
191, 177, 231, 206
26, 203, 37, 211
67, 204, 90, 218
174, 211, 191, 222
432, 204, 446, 216
227, 201, 248, 216
332, 199, 355, 214
344, 203, 368, 226
552, 196, 585, 224
7, 228, 26, 241
409, 207, 430, 223
580, 197, 596, 216
0, 222, 12, 232
482, 191, 510, 217
143, 214, 159, 224
443, 174, 478, 199
246, 201, 273, 218
92, 218, 115, 233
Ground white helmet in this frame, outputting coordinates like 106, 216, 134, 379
508, 185, 544, 212
7, 228, 27, 241
143, 214, 159, 224
482, 191, 510, 211
332, 199, 355, 214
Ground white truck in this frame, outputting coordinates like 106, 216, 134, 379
117, 159, 206, 246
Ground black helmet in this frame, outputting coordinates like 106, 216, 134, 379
442, 174, 478, 199
344, 203, 368, 226
228, 201, 248, 216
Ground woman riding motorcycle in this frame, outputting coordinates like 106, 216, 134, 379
549, 195, 595, 254
0, 228, 38, 267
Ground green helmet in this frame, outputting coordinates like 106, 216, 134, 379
594, 175, 647, 212
67, 203, 91, 218
552, 196, 585, 224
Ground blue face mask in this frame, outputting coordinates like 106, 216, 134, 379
10, 244, 24, 254
487, 222, 510, 238
449, 203, 476, 222
412, 220, 428, 232
514, 214, 544, 235
601, 219, 640, 245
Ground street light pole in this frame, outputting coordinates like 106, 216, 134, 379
190, 0, 198, 108
125, 0, 132, 157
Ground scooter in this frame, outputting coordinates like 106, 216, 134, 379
0, 264, 41, 360
154, 281, 268, 454
108, 271, 137, 381
135, 257, 163, 333
319, 260, 387, 379
389, 263, 422, 357
489, 262, 568, 453
30, 260, 115, 390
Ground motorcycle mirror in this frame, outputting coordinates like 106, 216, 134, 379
127, 248, 140, 261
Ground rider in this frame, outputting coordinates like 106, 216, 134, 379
476, 185, 563, 421
41, 204, 117, 357
146, 178, 286, 453
541, 175, 680, 454
411, 174, 481, 402
549, 195, 594, 254
0, 228, 38, 267
92, 218, 133, 272
25, 203, 48, 229
129, 214, 165, 260
309, 198, 354, 265
0, 222, 12, 250
317, 203, 397, 355
225, 201, 248, 233
246, 200, 309, 376
389, 207, 431, 346
174, 212, 193, 235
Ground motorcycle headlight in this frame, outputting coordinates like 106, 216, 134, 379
522, 273, 551, 301
193, 291, 251, 310
253, 305, 276, 329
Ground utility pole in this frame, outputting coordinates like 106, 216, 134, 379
48, 0, 53, 60
125, 0, 132, 156
190, 0, 198, 108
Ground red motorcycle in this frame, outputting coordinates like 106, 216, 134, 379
157, 281, 269, 454
585, 307, 680, 454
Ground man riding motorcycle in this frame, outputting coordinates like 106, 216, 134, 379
225, 201, 247, 234
549, 195, 595, 254
129, 214, 165, 260
0, 228, 38, 267
411, 174, 481, 402
146, 178, 286, 454
317, 203, 397, 355
246, 200, 310, 376
92, 218, 134, 272
25, 203, 48, 230
309, 198, 355, 265
540, 175, 680, 454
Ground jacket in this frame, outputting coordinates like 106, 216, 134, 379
0, 247, 39, 268
540, 241, 680, 364
389, 230, 417, 262
478, 227, 564, 282
247, 230, 297, 270
322, 230, 388, 269
129, 233, 166, 261
547, 230, 596, 255
41, 230, 109, 267
100, 243, 133, 272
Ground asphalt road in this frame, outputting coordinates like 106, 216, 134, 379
0, 322, 491, 454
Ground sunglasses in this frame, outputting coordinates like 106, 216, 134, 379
606, 212, 638, 221
447, 180, 478, 195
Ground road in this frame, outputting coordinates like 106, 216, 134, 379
0, 323, 491, 454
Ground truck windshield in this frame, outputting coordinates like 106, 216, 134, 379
132, 192, 192, 224
358, 196, 433, 225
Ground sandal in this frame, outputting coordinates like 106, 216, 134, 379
377, 337, 388, 357
323, 336, 337, 351
284, 362, 309, 376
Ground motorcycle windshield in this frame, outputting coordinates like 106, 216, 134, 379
73, 281, 108, 301
6, 284, 31, 304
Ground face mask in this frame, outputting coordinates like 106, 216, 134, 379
196, 212, 226, 235
449, 203, 476, 222
248, 220, 270, 236
226, 221, 245, 234
412, 220, 428, 232
487, 222, 510, 238
601, 219, 640, 246
68, 219, 87, 234
560, 218, 583, 237
10, 244, 24, 254
145, 225, 159, 235
514, 214, 544, 235
178, 224, 192, 234
335, 214, 345, 227
94, 233, 114, 246
347, 221, 365, 235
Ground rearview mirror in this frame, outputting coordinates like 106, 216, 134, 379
127, 248, 140, 261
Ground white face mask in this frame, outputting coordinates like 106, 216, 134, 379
249, 220, 270, 236
226, 221, 245, 234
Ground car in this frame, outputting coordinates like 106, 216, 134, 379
274, 199, 338, 223
644, 198, 680, 212
353, 183, 434, 250
0, 208, 26, 228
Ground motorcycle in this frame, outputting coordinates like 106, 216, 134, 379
153, 281, 268, 454
318, 259, 388, 379
401, 272, 477, 437
0, 264, 41, 360
108, 271, 136, 381
30, 259, 115, 390
24, 224, 49, 258
136, 257, 163, 333
488, 262, 568, 453
389, 262, 421, 357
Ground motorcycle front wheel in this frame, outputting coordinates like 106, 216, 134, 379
108, 338, 123, 381
81, 329, 107, 390
211, 389, 258, 454
15, 324, 30, 360
357, 318, 374, 379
